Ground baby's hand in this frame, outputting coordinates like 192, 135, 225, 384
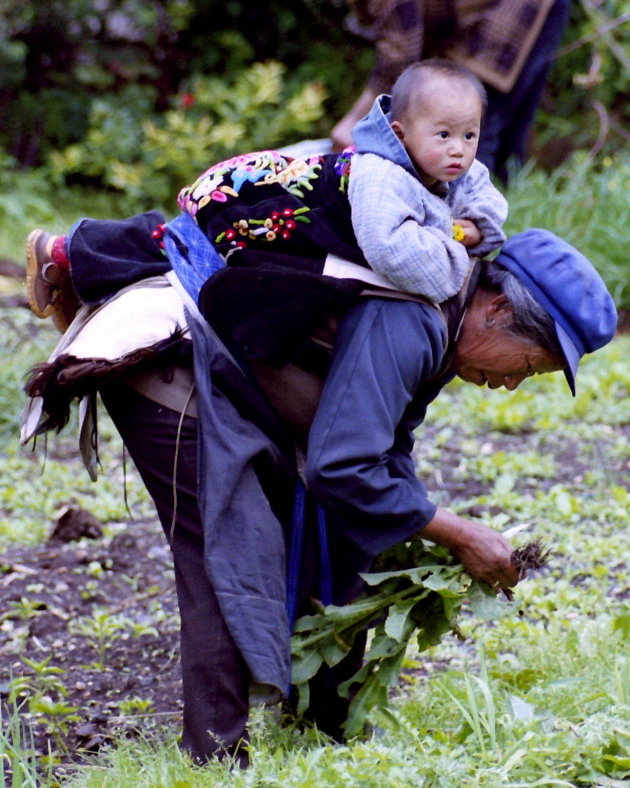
452, 218, 482, 248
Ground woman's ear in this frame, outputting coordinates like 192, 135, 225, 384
391, 120, 405, 141
485, 294, 511, 325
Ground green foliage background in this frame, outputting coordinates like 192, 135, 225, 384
0, 1, 627, 174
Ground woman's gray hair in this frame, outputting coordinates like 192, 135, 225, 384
479, 261, 563, 355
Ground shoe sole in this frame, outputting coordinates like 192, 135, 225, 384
25, 229, 56, 318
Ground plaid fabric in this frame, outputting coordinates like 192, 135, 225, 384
352, 0, 555, 93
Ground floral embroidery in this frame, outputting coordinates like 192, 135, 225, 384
215, 207, 311, 248
178, 151, 287, 215
178, 150, 324, 215
178, 150, 330, 252
259, 156, 323, 198
334, 147, 355, 194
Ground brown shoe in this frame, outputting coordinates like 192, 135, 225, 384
25, 230, 80, 332
25, 229, 66, 319
50, 281, 81, 334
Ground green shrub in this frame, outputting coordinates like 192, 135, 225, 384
0, 1, 353, 167
535, 0, 629, 163
50, 61, 328, 208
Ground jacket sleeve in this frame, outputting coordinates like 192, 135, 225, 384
349, 153, 472, 302
305, 298, 447, 557
449, 159, 508, 258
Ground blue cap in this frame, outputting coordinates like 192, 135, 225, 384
494, 229, 618, 395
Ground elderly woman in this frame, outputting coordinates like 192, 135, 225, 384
22, 200, 616, 766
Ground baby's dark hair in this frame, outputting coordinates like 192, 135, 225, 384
390, 59, 487, 122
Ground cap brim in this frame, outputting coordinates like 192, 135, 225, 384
555, 321, 580, 396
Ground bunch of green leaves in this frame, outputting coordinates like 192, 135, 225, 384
291, 540, 514, 736
50, 60, 328, 209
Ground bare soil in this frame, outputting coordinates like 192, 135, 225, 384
1, 512, 181, 763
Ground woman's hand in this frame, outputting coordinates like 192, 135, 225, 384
421, 507, 518, 588
453, 218, 482, 248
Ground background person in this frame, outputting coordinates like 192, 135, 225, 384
332, 0, 571, 180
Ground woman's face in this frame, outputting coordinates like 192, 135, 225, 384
453, 292, 564, 391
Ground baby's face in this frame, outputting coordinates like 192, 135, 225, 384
392, 80, 482, 187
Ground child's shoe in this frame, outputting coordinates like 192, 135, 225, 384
25, 229, 66, 318
50, 280, 81, 334
26, 229, 79, 332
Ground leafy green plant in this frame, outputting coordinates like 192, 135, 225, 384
70, 608, 158, 668
115, 696, 155, 716
8, 657, 69, 706
292, 540, 515, 736
27, 697, 81, 752
50, 60, 328, 208
1, 597, 46, 626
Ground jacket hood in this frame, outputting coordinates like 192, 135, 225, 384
351, 94, 419, 179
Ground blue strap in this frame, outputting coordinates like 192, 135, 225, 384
286, 480, 306, 630
286, 481, 334, 631
163, 212, 225, 304
317, 505, 333, 607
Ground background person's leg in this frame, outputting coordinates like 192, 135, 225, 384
477, 0, 571, 181
99, 382, 251, 765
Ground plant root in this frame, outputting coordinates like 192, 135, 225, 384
511, 539, 551, 580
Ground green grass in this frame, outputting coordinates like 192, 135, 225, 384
504, 151, 630, 308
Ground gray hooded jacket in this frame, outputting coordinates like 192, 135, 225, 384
349, 95, 508, 302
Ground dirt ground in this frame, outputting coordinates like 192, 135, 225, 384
1, 512, 182, 764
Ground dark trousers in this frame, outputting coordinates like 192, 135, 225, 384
99, 384, 251, 765
69, 211, 171, 305
477, 0, 571, 181
100, 382, 368, 762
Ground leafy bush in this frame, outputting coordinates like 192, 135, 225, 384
535, 0, 629, 164
0, 0, 352, 166
50, 61, 328, 208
